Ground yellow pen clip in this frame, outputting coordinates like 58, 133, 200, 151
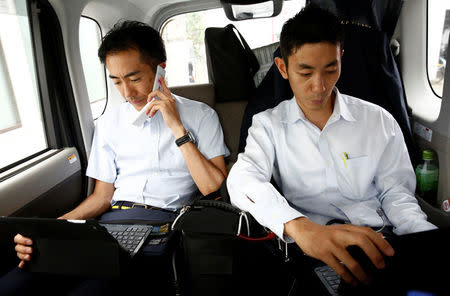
342, 152, 348, 168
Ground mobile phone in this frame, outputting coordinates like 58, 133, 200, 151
131, 65, 166, 126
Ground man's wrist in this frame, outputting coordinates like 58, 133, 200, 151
284, 217, 309, 240
172, 125, 186, 139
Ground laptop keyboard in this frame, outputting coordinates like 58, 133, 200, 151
101, 224, 153, 256
314, 265, 341, 296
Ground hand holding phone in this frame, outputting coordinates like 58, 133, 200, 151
131, 65, 166, 126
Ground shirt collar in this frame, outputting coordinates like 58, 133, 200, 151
284, 87, 356, 124
126, 102, 153, 128
284, 97, 306, 124
334, 88, 356, 122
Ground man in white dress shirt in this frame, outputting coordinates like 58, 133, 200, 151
4, 21, 228, 295
227, 4, 436, 286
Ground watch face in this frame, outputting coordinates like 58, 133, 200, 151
187, 131, 195, 144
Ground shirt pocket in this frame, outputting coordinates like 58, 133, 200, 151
337, 155, 374, 199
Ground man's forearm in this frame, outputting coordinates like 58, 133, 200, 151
178, 142, 226, 195
59, 193, 112, 220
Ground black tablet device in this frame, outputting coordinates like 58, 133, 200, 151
0, 217, 125, 278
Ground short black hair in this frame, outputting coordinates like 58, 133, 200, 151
280, 4, 344, 67
98, 20, 166, 71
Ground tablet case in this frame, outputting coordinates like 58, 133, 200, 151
0, 217, 126, 278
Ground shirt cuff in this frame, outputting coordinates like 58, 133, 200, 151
85, 168, 116, 184
275, 208, 304, 243
393, 219, 438, 235
251, 195, 304, 242
204, 147, 230, 160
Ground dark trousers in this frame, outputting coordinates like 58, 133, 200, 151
0, 208, 179, 296
0, 267, 114, 296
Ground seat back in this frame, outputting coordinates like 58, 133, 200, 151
203, 25, 261, 169
170, 84, 215, 108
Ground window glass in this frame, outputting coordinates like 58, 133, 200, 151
0, 0, 47, 169
0, 43, 20, 132
161, 0, 306, 87
428, 0, 450, 97
79, 16, 106, 119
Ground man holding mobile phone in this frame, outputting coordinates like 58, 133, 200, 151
2, 20, 229, 295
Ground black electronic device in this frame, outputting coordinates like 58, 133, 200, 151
314, 265, 341, 296
314, 228, 450, 296
346, 244, 387, 281
0, 217, 153, 278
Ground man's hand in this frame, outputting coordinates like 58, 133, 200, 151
14, 234, 33, 268
146, 78, 185, 138
284, 217, 395, 285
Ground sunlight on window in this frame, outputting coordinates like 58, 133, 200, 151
79, 17, 107, 119
428, 0, 450, 97
0, 0, 47, 169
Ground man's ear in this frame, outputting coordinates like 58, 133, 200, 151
274, 57, 288, 80
160, 62, 167, 69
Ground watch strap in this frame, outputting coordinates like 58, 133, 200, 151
175, 131, 194, 147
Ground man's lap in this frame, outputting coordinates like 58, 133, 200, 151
98, 207, 178, 225
0, 258, 173, 296
0, 267, 115, 296
98, 207, 180, 256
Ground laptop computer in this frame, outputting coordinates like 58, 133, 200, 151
314, 227, 450, 296
0, 217, 153, 278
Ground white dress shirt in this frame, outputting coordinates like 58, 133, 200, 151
86, 95, 229, 209
228, 88, 436, 240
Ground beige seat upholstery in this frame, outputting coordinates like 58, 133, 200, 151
170, 83, 215, 108
214, 101, 247, 170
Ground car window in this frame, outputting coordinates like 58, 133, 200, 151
428, 0, 450, 98
161, 0, 306, 87
79, 16, 107, 119
0, 0, 48, 170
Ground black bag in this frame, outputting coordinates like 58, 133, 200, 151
205, 24, 260, 102
172, 200, 294, 296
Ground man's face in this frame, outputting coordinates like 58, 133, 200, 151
105, 49, 156, 111
276, 42, 342, 115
